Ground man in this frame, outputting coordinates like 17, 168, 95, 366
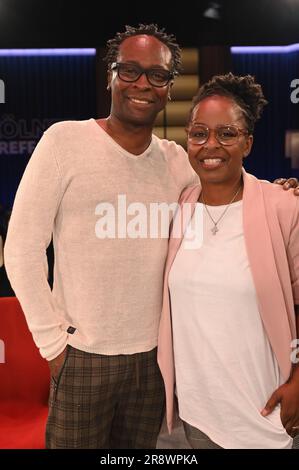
4, 24, 299, 449
4, 24, 196, 449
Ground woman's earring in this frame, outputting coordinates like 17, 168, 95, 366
168, 93, 171, 101
107, 84, 111, 91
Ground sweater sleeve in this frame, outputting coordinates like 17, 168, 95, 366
288, 197, 299, 305
4, 129, 69, 360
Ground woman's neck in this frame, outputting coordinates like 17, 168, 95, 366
199, 177, 243, 206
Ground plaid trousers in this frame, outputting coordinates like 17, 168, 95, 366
46, 345, 165, 449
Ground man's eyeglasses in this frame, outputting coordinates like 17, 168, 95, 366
188, 124, 249, 146
110, 62, 175, 87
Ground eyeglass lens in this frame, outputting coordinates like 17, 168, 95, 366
188, 126, 240, 145
116, 63, 172, 86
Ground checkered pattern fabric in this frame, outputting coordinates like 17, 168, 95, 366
46, 346, 165, 448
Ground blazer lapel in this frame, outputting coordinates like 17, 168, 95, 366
158, 184, 201, 432
164, 185, 201, 279
242, 170, 292, 380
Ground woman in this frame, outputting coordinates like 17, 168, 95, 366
158, 73, 299, 449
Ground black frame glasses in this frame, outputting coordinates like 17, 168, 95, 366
110, 62, 175, 87
187, 124, 249, 146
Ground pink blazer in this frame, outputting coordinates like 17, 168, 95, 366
157, 169, 299, 433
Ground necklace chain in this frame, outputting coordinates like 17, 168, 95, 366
201, 185, 242, 235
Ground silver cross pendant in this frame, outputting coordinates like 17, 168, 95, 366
211, 225, 219, 235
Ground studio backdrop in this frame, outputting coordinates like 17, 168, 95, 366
0, 49, 97, 210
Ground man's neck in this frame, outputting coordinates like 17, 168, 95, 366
96, 116, 153, 156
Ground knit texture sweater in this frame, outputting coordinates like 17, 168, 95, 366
5, 119, 197, 360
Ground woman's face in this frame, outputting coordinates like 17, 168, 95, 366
187, 95, 253, 186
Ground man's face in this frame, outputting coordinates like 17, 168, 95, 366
108, 35, 173, 127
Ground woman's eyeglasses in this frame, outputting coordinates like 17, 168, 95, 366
188, 124, 249, 146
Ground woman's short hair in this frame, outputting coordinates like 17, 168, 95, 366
189, 73, 268, 134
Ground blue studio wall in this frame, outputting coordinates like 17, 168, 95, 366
0, 50, 97, 210
232, 45, 299, 181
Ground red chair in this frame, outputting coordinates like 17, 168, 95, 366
0, 297, 50, 448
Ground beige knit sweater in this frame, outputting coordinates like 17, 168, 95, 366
5, 119, 197, 360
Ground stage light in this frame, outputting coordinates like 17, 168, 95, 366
231, 44, 299, 54
0, 48, 96, 57
202, 1, 222, 20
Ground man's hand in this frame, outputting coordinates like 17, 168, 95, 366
48, 348, 67, 382
273, 177, 299, 195
261, 379, 299, 438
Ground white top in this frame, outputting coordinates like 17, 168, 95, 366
169, 200, 293, 449
4, 119, 197, 360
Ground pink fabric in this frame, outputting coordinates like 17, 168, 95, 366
158, 170, 299, 433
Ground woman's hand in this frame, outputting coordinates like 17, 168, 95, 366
261, 379, 299, 438
273, 177, 299, 195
